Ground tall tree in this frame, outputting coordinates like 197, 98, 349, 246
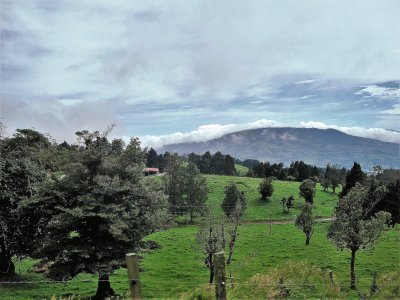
340, 162, 365, 198
299, 179, 316, 204
0, 129, 50, 277
146, 147, 159, 168
23, 132, 169, 299
328, 183, 391, 289
184, 163, 208, 222
223, 155, 236, 176
295, 203, 314, 245
221, 182, 246, 217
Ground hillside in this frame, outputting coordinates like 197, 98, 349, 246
159, 127, 400, 168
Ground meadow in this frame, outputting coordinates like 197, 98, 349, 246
1, 175, 399, 299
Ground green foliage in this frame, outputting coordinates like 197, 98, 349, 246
328, 183, 391, 288
164, 162, 208, 221
299, 179, 316, 204
259, 177, 274, 200
221, 182, 246, 217
0, 129, 50, 277
21, 132, 169, 297
295, 203, 314, 245
340, 162, 365, 198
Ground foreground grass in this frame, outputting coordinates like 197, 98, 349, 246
205, 175, 339, 221
2, 223, 399, 299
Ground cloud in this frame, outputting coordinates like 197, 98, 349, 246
381, 104, 400, 115
299, 121, 400, 143
295, 79, 317, 84
355, 85, 400, 99
138, 119, 400, 148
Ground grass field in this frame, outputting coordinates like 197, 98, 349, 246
234, 164, 249, 176
205, 175, 339, 221
3, 223, 399, 299
2, 175, 398, 299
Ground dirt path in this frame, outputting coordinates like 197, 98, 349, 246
242, 217, 334, 225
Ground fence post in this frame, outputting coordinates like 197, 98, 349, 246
214, 251, 227, 300
126, 253, 142, 300
269, 221, 272, 236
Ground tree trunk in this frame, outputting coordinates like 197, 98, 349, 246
0, 248, 15, 278
208, 253, 214, 284
209, 267, 214, 284
190, 212, 194, 224
350, 249, 356, 290
305, 234, 310, 245
93, 274, 115, 300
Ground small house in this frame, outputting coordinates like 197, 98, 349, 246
143, 167, 160, 176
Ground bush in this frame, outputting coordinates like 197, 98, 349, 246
259, 177, 274, 200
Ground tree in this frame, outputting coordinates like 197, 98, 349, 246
223, 155, 236, 176
299, 179, 316, 204
227, 202, 243, 264
164, 162, 208, 222
23, 132, 169, 299
286, 195, 294, 211
295, 203, 314, 245
321, 177, 330, 192
340, 162, 365, 198
221, 182, 246, 217
0, 129, 50, 277
184, 163, 208, 222
328, 183, 391, 289
196, 208, 226, 283
259, 177, 274, 200
146, 147, 159, 167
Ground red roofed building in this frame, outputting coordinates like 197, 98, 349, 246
143, 167, 160, 176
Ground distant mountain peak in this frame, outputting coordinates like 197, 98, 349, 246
159, 127, 399, 169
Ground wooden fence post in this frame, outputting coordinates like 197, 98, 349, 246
214, 251, 227, 300
269, 221, 272, 236
126, 253, 142, 300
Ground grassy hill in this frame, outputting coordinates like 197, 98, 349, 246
234, 163, 249, 176
2, 175, 399, 299
205, 175, 338, 221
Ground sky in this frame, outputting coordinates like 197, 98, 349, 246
1, 0, 399, 147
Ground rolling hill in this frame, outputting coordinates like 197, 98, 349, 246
159, 127, 399, 168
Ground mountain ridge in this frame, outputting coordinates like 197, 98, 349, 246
158, 127, 399, 169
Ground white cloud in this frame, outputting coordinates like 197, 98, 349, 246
381, 104, 400, 115
299, 121, 400, 143
355, 85, 400, 99
138, 119, 400, 148
295, 79, 317, 84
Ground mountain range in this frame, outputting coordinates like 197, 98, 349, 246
158, 127, 400, 169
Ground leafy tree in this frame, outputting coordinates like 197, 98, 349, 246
259, 177, 274, 200
299, 179, 316, 204
0, 129, 50, 277
23, 132, 169, 299
196, 208, 226, 283
223, 155, 236, 176
328, 183, 391, 289
146, 147, 159, 167
221, 182, 246, 217
295, 203, 314, 245
184, 163, 208, 222
366, 179, 400, 225
321, 177, 330, 192
164, 162, 208, 221
340, 162, 365, 198
286, 195, 294, 211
